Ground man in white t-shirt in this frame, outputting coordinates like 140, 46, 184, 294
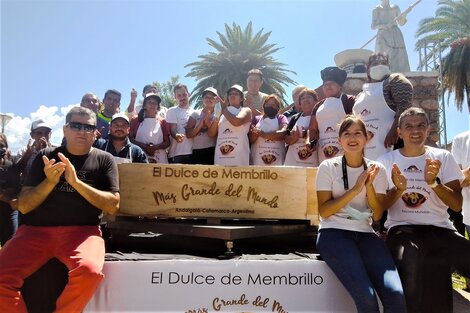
165, 83, 193, 164
378, 107, 469, 313
244, 68, 268, 116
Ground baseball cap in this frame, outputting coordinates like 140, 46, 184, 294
143, 92, 162, 105
227, 84, 243, 94
111, 112, 130, 124
202, 87, 219, 98
31, 119, 52, 131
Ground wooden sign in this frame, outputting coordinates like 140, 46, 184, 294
118, 164, 318, 224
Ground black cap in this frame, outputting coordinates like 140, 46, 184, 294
320, 66, 347, 86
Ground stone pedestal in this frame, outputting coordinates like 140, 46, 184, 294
342, 72, 440, 145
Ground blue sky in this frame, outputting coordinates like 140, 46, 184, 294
1, 0, 469, 153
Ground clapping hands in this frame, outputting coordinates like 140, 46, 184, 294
391, 164, 407, 192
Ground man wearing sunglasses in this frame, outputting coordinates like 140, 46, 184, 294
0, 106, 120, 312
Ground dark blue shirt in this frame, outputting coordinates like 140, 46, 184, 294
93, 137, 148, 163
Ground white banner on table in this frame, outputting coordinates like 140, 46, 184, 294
85, 257, 355, 313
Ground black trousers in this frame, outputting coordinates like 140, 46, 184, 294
386, 225, 470, 313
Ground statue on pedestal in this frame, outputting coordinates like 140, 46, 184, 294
371, 0, 411, 73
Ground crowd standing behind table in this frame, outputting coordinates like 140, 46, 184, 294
2, 61, 469, 312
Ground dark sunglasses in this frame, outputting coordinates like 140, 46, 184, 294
66, 122, 96, 133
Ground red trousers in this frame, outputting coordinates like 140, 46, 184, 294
0, 225, 105, 313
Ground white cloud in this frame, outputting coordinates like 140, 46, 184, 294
3, 104, 78, 155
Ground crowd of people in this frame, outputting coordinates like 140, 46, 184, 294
0, 52, 469, 313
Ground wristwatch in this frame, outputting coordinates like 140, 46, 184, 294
428, 177, 441, 188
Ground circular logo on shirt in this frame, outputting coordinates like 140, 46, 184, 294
298, 148, 313, 160
402, 192, 427, 208
220, 144, 234, 155
323, 146, 339, 158
261, 153, 277, 165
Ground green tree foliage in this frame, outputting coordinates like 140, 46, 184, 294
415, 0, 470, 111
152, 76, 180, 108
185, 22, 296, 108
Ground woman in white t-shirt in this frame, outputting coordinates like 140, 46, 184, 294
315, 115, 405, 313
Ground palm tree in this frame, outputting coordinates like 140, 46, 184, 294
185, 22, 296, 107
415, 0, 470, 111
442, 38, 470, 111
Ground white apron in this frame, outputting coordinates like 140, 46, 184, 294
214, 106, 250, 166
353, 81, 395, 160
135, 118, 168, 164
251, 117, 285, 166
316, 96, 346, 163
284, 115, 318, 167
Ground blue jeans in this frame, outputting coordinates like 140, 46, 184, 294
317, 228, 406, 313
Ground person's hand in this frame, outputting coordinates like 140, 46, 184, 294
391, 163, 407, 191
250, 126, 261, 139
244, 94, 254, 108
175, 133, 185, 143
218, 96, 228, 114
202, 112, 213, 128
384, 128, 398, 148
285, 130, 299, 145
28, 137, 48, 153
57, 152, 78, 186
130, 88, 138, 101
96, 127, 104, 139
35, 137, 49, 150
305, 141, 317, 154
145, 144, 158, 155
424, 158, 441, 185
365, 164, 379, 188
42, 155, 66, 184
352, 169, 369, 194
461, 167, 470, 187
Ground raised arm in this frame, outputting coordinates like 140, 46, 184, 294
221, 107, 252, 127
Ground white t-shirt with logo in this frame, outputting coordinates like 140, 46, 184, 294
165, 106, 193, 158
377, 147, 463, 230
451, 130, 470, 225
316, 157, 388, 232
